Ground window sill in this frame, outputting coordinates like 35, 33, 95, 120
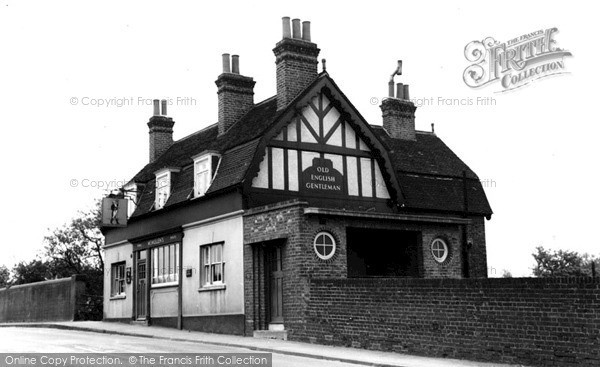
198, 284, 226, 292
151, 282, 178, 289
109, 295, 126, 300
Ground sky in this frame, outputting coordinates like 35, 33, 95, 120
0, 0, 598, 277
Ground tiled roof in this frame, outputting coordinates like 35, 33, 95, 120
129, 74, 492, 218
372, 127, 492, 215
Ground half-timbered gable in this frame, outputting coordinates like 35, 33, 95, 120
248, 76, 402, 212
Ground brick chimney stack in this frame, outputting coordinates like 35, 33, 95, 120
273, 17, 320, 110
216, 53, 255, 136
381, 62, 417, 141
148, 99, 174, 163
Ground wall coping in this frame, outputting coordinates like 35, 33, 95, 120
0, 275, 83, 292
309, 276, 600, 286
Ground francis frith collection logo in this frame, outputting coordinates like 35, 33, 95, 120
463, 27, 572, 92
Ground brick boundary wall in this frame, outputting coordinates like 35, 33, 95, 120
0, 275, 87, 323
293, 277, 600, 367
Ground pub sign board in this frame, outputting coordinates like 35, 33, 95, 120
301, 157, 346, 196
101, 197, 128, 227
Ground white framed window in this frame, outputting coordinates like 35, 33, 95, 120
154, 168, 179, 210
110, 262, 126, 297
314, 232, 336, 260
431, 238, 449, 263
195, 157, 210, 197
155, 173, 170, 210
193, 152, 220, 198
151, 243, 179, 286
200, 242, 225, 287
123, 182, 137, 218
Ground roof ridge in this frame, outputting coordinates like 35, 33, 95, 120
175, 122, 218, 144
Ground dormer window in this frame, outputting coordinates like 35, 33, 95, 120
193, 152, 220, 198
154, 168, 180, 210
123, 182, 138, 218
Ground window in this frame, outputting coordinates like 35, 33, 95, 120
151, 243, 179, 286
123, 182, 137, 218
314, 232, 336, 260
194, 157, 211, 197
193, 152, 220, 198
200, 243, 225, 286
431, 238, 449, 263
111, 262, 126, 297
155, 173, 170, 210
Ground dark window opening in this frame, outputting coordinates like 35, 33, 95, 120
347, 227, 421, 277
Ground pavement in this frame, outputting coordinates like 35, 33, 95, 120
0, 321, 520, 367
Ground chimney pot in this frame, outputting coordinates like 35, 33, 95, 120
161, 99, 167, 116
282, 17, 291, 38
153, 99, 160, 116
274, 17, 320, 109
292, 19, 301, 39
302, 21, 311, 41
222, 53, 231, 73
231, 55, 240, 74
403, 84, 410, 100
388, 81, 394, 98
396, 83, 404, 99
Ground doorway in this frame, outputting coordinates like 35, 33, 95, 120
135, 250, 148, 320
268, 246, 284, 326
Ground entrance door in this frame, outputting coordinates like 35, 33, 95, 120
269, 247, 284, 324
135, 251, 147, 320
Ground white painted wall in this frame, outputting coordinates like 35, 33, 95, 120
103, 242, 133, 320
181, 214, 244, 317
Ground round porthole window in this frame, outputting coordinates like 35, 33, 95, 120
431, 238, 449, 263
313, 232, 336, 260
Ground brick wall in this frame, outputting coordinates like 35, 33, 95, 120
216, 73, 255, 135
242, 200, 485, 336
381, 98, 417, 141
273, 38, 319, 110
467, 215, 488, 278
294, 277, 600, 367
0, 275, 87, 322
148, 115, 174, 163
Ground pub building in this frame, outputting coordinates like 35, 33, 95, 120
102, 17, 492, 337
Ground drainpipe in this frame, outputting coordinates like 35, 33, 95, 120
462, 170, 470, 278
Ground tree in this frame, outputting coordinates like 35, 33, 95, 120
0, 265, 10, 287
532, 246, 598, 277
41, 199, 105, 320
12, 259, 51, 285
43, 199, 104, 274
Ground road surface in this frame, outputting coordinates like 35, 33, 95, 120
0, 327, 370, 367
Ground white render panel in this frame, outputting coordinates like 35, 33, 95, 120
302, 151, 320, 171
303, 105, 319, 136
345, 123, 357, 149
251, 148, 269, 189
324, 153, 343, 173
323, 107, 340, 137
374, 161, 391, 199
287, 119, 298, 142
360, 158, 373, 197
288, 149, 299, 191
272, 148, 285, 190
300, 120, 318, 143
322, 94, 330, 109
347, 156, 359, 196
